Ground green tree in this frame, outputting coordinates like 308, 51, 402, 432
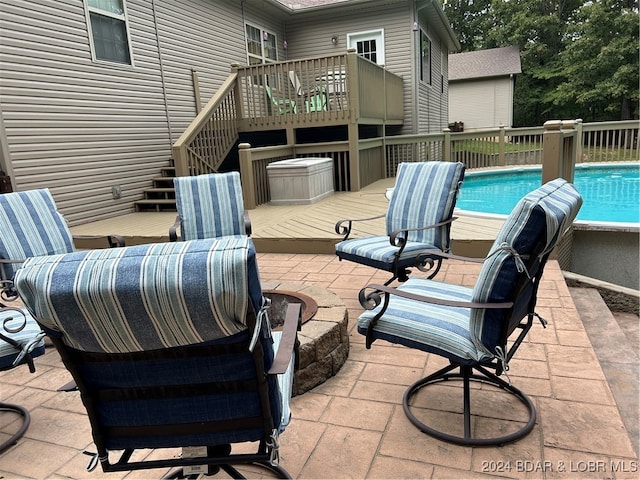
442, 0, 637, 124
441, 0, 494, 51
544, 0, 639, 121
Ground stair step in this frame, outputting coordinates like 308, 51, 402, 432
135, 199, 176, 205
160, 167, 176, 176
144, 188, 176, 200
153, 177, 175, 188
134, 198, 177, 212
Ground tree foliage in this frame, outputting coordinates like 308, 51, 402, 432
442, 0, 639, 125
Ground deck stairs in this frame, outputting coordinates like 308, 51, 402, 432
134, 164, 177, 212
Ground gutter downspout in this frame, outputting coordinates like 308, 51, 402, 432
151, 0, 173, 148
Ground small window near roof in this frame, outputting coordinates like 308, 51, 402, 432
86, 0, 132, 65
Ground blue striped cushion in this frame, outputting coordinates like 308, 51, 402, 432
0, 308, 46, 370
174, 172, 246, 240
357, 278, 490, 363
15, 237, 261, 354
469, 178, 583, 355
386, 161, 465, 250
0, 189, 75, 281
335, 236, 439, 271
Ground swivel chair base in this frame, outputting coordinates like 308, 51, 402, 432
0, 402, 30, 453
403, 363, 536, 446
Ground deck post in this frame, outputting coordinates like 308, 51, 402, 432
498, 124, 506, 166
238, 143, 257, 210
574, 118, 583, 163
443, 127, 451, 162
542, 120, 576, 184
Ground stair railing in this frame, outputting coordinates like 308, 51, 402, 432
172, 73, 240, 178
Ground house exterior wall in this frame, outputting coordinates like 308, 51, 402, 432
0, 0, 281, 225
416, 35, 449, 134
284, 1, 416, 134
449, 76, 515, 131
0, 0, 455, 224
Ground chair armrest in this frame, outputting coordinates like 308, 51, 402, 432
413, 248, 486, 264
73, 234, 125, 248
0, 278, 20, 305
169, 214, 252, 241
244, 211, 252, 236
388, 217, 457, 248
335, 214, 386, 241
169, 215, 181, 242
360, 283, 513, 310
268, 303, 301, 375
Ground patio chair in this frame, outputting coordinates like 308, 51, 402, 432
335, 161, 465, 284
265, 85, 297, 114
0, 188, 124, 305
170, 172, 251, 242
305, 87, 327, 112
15, 236, 299, 478
357, 178, 582, 446
0, 305, 46, 453
287, 71, 327, 113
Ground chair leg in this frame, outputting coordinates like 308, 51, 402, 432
0, 402, 30, 454
403, 363, 536, 446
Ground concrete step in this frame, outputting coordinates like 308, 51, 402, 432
570, 287, 639, 456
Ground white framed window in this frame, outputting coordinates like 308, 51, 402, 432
420, 29, 432, 85
85, 0, 133, 65
347, 29, 385, 65
245, 23, 277, 65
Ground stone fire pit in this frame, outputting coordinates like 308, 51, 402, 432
262, 282, 349, 396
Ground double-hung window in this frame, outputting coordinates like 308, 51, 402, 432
246, 24, 277, 65
420, 29, 432, 85
85, 0, 133, 65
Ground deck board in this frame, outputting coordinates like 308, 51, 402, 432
70, 178, 504, 256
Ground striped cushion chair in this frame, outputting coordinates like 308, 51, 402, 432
335, 161, 465, 284
357, 178, 582, 446
15, 236, 298, 478
0, 188, 122, 304
170, 172, 251, 241
0, 306, 46, 453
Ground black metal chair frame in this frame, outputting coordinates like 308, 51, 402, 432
359, 248, 551, 446
0, 301, 43, 454
45, 303, 300, 479
335, 216, 457, 285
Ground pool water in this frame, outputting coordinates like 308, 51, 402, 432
456, 164, 640, 223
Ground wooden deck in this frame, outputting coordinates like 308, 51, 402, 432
70, 178, 505, 257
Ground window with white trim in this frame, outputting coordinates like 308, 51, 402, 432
420, 29, 432, 85
246, 24, 277, 65
347, 30, 385, 65
85, 0, 133, 65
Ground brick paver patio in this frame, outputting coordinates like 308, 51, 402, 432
1, 253, 637, 479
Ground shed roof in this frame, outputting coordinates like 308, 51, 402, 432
448, 46, 521, 81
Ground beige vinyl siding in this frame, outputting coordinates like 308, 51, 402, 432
152, 0, 248, 142
0, 0, 170, 224
449, 76, 514, 130
417, 34, 448, 133
0, 0, 277, 225
284, 1, 415, 134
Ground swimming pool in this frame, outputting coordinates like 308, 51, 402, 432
456, 163, 640, 223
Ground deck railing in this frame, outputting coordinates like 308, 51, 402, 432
239, 119, 638, 209
172, 74, 239, 177
234, 50, 404, 131
173, 51, 404, 177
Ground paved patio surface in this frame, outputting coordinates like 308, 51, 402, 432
1, 254, 638, 479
